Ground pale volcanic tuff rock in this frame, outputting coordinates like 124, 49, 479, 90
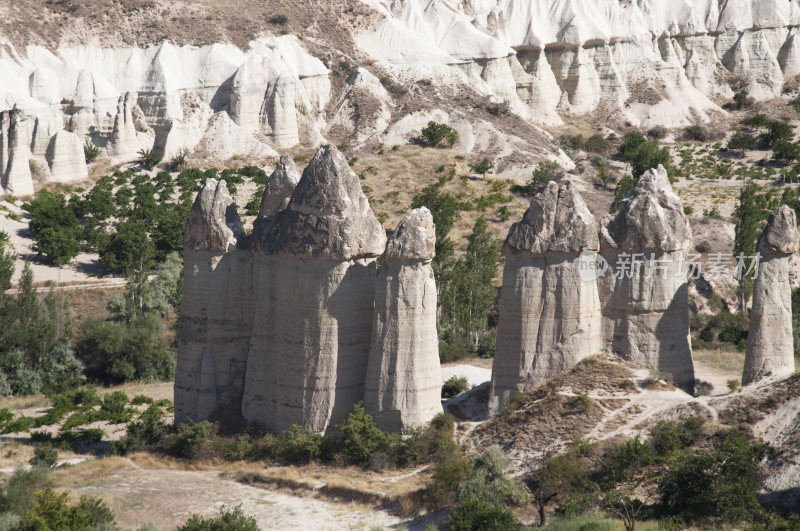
743, 206, 799, 385
175, 179, 250, 425
243, 145, 387, 434
241, 155, 301, 425
108, 91, 140, 159
488, 180, 604, 414
599, 166, 695, 390
364, 208, 442, 433
0, 108, 34, 197
45, 130, 88, 184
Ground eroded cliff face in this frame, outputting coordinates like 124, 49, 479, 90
743, 205, 799, 385
488, 180, 604, 414
357, 0, 800, 126
0, 36, 330, 191
599, 165, 695, 390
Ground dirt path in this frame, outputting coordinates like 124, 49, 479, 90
64, 465, 407, 530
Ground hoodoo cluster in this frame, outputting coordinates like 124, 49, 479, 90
175, 145, 442, 434
176, 155, 797, 433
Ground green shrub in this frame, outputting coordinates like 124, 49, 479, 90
469, 158, 494, 176
270, 425, 322, 463
178, 505, 258, 531
29, 443, 58, 469
131, 394, 154, 405
427, 456, 473, 510
137, 148, 161, 170
658, 429, 769, 523
457, 447, 531, 507
649, 416, 706, 457
334, 402, 389, 465
395, 413, 457, 466
487, 100, 510, 116
647, 126, 668, 140
605, 436, 653, 482
421, 121, 459, 147
727, 379, 740, 392
169, 149, 188, 172
686, 125, 711, 142
584, 134, 613, 154
100, 391, 133, 423
449, 497, 521, 531
21, 488, 115, 530
528, 161, 564, 195
439, 341, 474, 363
442, 375, 470, 398
83, 141, 100, 163
112, 404, 168, 455
169, 421, 214, 459
0, 466, 53, 516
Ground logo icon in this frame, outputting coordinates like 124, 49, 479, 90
578, 250, 609, 282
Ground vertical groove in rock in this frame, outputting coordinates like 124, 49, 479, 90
489, 180, 603, 414
364, 207, 442, 433
244, 145, 386, 434
174, 178, 248, 425
743, 205, 798, 385
599, 165, 695, 390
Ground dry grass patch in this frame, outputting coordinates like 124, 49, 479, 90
693, 348, 746, 373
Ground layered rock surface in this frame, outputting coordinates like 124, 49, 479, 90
364, 207, 442, 432
599, 165, 695, 389
743, 205, 798, 385
45, 130, 88, 184
489, 180, 604, 414
0, 108, 34, 197
243, 145, 387, 434
175, 178, 248, 425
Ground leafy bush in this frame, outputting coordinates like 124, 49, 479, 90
76, 314, 176, 385
83, 141, 100, 163
178, 505, 258, 531
100, 391, 133, 423
449, 496, 521, 530
773, 139, 800, 162
649, 416, 706, 457
112, 404, 168, 455
334, 402, 390, 465
469, 158, 494, 176
457, 447, 531, 507
21, 488, 115, 530
0, 466, 53, 516
727, 131, 757, 155
271, 424, 323, 463
421, 121, 459, 147
686, 125, 711, 142
727, 379, 740, 392
511, 160, 564, 197
169, 149, 188, 172
584, 134, 613, 155
29, 443, 58, 469
487, 100, 510, 116
442, 375, 470, 398
131, 394, 154, 405
427, 455, 473, 509
657, 429, 770, 523
137, 148, 161, 170
395, 413, 457, 466
169, 421, 214, 459
647, 126, 667, 140
743, 113, 768, 129
604, 436, 653, 482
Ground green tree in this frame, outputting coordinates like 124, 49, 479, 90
421, 121, 459, 147
743, 113, 768, 129
469, 158, 495, 176
773, 139, 800, 163
733, 183, 775, 314
449, 497, 521, 531
526, 161, 564, 195
727, 131, 757, 156
763, 120, 794, 148
23, 191, 81, 265
100, 221, 154, 275
445, 217, 502, 345
21, 488, 115, 530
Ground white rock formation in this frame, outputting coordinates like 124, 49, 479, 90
356, 0, 800, 127
241, 155, 302, 425
328, 67, 393, 143
364, 207, 442, 433
108, 91, 140, 159
599, 165, 695, 390
45, 130, 88, 184
174, 178, 248, 425
489, 180, 604, 413
743, 205, 799, 385
1, 108, 34, 197
243, 145, 387, 434
0, 35, 329, 168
